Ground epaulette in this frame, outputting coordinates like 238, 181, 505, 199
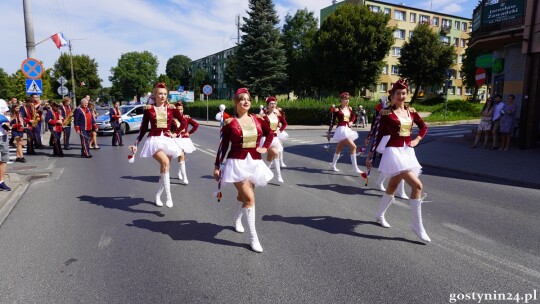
144, 105, 152, 110
408, 107, 417, 113
334, 107, 340, 112
256, 114, 264, 119
167, 104, 175, 109
379, 109, 392, 115
224, 118, 233, 125
184, 115, 191, 119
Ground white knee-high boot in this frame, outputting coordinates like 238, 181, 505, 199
155, 174, 165, 207
180, 161, 188, 185
280, 151, 286, 167
268, 160, 273, 169
375, 175, 386, 192
350, 154, 363, 174
410, 197, 431, 242
243, 207, 263, 253
177, 162, 183, 180
233, 202, 244, 233
163, 173, 173, 208
274, 159, 283, 183
330, 153, 340, 172
396, 180, 409, 199
376, 193, 394, 228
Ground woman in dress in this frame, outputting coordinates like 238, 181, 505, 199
366, 79, 431, 242
9, 105, 26, 163
471, 98, 494, 149
172, 102, 198, 184
499, 95, 517, 151
88, 101, 100, 149
261, 96, 288, 183
134, 83, 184, 208
213, 88, 274, 253
327, 92, 363, 174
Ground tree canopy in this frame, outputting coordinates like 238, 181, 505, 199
109, 51, 158, 101
52, 53, 102, 101
462, 46, 482, 100
165, 54, 192, 87
314, 4, 394, 94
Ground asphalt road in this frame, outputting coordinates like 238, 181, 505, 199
0, 125, 538, 304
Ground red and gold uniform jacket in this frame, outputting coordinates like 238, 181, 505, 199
60, 104, 72, 125
375, 106, 428, 149
109, 106, 122, 123
10, 115, 24, 132
74, 106, 97, 132
328, 106, 356, 132
172, 115, 199, 138
45, 109, 64, 133
214, 114, 274, 166
20, 105, 37, 130
262, 109, 287, 135
137, 105, 184, 142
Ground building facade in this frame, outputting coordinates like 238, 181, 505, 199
190, 46, 237, 99
321, 0, 472, 101
469, 0, 539, 149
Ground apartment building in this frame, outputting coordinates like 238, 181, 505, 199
321, 0, 472, 101
190, 46, 237, 99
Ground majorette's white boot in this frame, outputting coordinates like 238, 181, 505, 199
351, 154, 363, 174
274, 159, 283, 183
280, 152, 287, 167
234, 202, 244, 233
410, 196, 431, 242
180, 161, 188, 185
177, 163, 183, 180
376, 193, 394, 228
396, 180, 409, 199
330, 153, 340, 172
243, 207, 263, 253
155, 173, 165, 207
375, 175, 386, 192
163, 173, 173, 208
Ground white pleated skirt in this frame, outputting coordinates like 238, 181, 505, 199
139, 133, 182, 158
260, 136, 283, 152
332, 126, 358, 142
221, 154, 274, 187
378, 144, 422, 178
173, 137, 197, 154
277, 130, 289, 141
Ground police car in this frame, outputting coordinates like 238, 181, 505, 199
96, 105, 145, 135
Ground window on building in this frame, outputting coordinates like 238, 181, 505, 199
380, 83, 388, 92
454, 20, 460, 30
384, 8, 391, 15
394, 10, 406, 21
419, 15, 430, 24
442, 19, 452, 28
392, 47, 401, 57
382, 65, 388, 74
457, 87, 462, 96
465, 87, 472, 95
462, 22, 467, 31
368, 5, 380, 12
409, 31, 414, 38
394, 29, 405, 39
460, 39, 466, 47
459, 54, 464, 64
459, 71, 464, 79
449, 86, 456, 95
453, 38, 459, 46
410, 13, 416, 23
440, 36, 450, 45
391, 65, 399, 75
428, 86, 435, 94
433, 17, 439, 26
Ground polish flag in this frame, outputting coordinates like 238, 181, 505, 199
51, 33, 68, 49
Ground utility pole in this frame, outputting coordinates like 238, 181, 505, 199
69, 40, 77, 106
23, 0, 36, 58
236, 15, 240, 45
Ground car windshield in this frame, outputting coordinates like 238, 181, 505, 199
96, 107, 109, 116
121, 106, 134, 114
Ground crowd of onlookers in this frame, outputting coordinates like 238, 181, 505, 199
472, 94, 517, 151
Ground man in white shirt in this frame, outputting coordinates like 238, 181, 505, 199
490, 94, 504, 150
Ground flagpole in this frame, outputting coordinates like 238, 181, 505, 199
69, 40, 77, 106
35, 36, 52, 46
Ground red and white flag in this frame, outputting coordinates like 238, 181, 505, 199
51, 32, 68, 49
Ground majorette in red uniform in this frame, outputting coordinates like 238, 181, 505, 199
135, 83, 184, 208
327, 92, 363, 174
366, 79, 431, 242
213, 88, 274, 253
45, 102, 65, 157
171, 102, 198, 184
260, 96, 288, 183
19, 98, 37, 155
73, 98, 97, 158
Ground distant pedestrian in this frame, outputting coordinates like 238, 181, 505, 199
0, 99, 11, 191
366, 79, 431, 242
355, 105, 367, 128
499, 95, 517, 151
109, 101, 124, 146
490, 94, 504, 150
8, 97, 18, 147
471, 98, 494, 149
9, 105, 26, 162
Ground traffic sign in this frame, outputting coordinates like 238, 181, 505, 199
26, 79, 43, 94
57, 86, 69, 96
475, 68, 487, 87
202, 84, 213, 96
177, 86, 184, 92
57, 76, 67, 85
21, 58, 44, 80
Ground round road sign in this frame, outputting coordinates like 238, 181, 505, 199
21, 58, 44, 80
475, 68, 487, 87
202, 85, 213, 96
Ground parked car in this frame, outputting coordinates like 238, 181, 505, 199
96, 104, 145, 135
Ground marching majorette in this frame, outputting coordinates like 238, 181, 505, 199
327, 92, 363, 174
213, 88, 274, 253
366, 79, 431, 242
134, 83, 184, 208
109, 101, 124, 146
172, 102, 198, 184
60, 97, 73, 150
73, 98, 97, 158
45, 102, 64, 157
260, 96, 288, 183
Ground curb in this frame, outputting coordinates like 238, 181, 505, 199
0, 174, 30, 227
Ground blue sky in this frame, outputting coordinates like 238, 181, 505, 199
0, 0, 476, 89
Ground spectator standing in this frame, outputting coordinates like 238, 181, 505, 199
9, 104, 26, 162
499, 95, 517, 151
471, 98, 494, 148
87, 101, 100, 149
0, 99, 11, 191
8, 97, 18, 147
490, 94, 504, 150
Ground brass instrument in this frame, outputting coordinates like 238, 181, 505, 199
63, 110, 74, 127
32, 109, 39, 127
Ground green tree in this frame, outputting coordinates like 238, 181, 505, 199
109, 51, 158, 101
52, 53, 102, 100
0, 68, 11, 99
231, 0, 288, 97
398, 23, 456, 103
165, 55, 191, 87
191, 69, 210, 100
9, 71, 26, 101
462, 46, 482, 101
281, 8, 318, 98
314, 4, 394, 94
